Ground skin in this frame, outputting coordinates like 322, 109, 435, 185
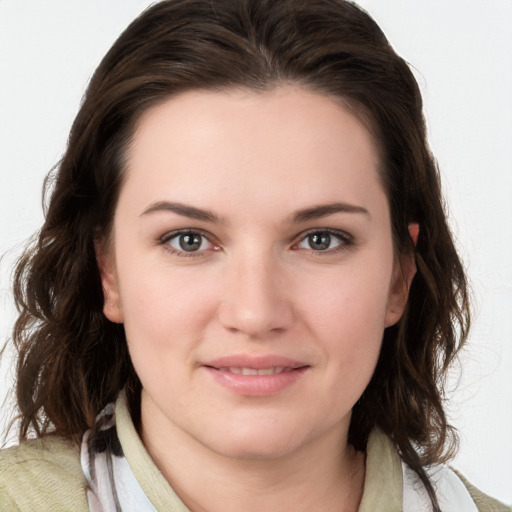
98, 86, 416, 512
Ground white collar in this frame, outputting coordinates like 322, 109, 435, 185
402, 461, 478, 512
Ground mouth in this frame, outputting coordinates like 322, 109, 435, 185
204, 354, 308, 370
209, 366, 301, 375
202, 356, 309, 396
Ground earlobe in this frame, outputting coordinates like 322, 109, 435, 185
95, 240, 124, 323
384, 224, 419, 327
384, 259, 415, 327
384, 269, 409, 328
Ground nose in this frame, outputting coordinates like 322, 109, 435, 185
217, 251, 294, 339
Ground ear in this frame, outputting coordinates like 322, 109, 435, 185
95, 240, 124, 323
384, 223, 419, 327
408, 222, 419, 246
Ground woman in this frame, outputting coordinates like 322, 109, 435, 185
0, 0, 509, 510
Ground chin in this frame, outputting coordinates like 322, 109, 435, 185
199, 420, 308, 461
213, 436, 299, 461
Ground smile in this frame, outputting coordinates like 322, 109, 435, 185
202, 356, 309, 396
216, 367, 292, 375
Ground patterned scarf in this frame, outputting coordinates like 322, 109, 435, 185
80, 403, 156, 511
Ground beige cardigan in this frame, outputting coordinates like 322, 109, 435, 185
1, 395, 509, 511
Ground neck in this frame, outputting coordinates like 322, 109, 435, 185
140, 407, 365, 512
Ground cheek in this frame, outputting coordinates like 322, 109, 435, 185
114, 253, 219, 366
294, 261, 392, 396
298, 259, 392, 340
118, 269, 221, 402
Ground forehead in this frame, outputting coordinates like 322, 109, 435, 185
122, 86, 386, 219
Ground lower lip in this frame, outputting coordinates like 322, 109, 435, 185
203, 367, 308, 396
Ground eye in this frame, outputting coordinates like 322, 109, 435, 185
296, 230, 351, 252
163, 230, 214, 254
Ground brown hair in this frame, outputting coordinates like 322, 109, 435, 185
8, 0, 469, 509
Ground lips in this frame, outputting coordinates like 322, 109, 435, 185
204, 355, 308, 371
202, 355, 309, 396
217, 367, 290, 375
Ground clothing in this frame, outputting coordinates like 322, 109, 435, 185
1, 393, 509, 511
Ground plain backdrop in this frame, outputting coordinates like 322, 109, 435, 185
1, 0, 511, 505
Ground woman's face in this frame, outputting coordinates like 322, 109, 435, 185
99, 86, 413, 460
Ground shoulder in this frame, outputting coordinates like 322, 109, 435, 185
0, 436, 88, 511
367, 430, 510, 512
402, 457, 511, 512
455, 470, 512, 512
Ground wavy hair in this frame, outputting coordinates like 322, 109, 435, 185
8, 1, 469, 509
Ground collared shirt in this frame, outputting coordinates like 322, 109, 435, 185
1, 391, 509, 511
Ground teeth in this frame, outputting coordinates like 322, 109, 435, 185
257, 368, 275, 375
225, 367, 286, 375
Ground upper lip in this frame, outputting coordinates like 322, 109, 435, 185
203, 355, 309, 370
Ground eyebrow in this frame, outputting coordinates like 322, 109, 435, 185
140, 201, 221, 223
140, 200, 370, 224
292, 202, 370, 223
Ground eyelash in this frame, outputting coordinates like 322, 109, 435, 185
294, 228, 354, 255
159, 229, 218, 258
158, 228, 354, 257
